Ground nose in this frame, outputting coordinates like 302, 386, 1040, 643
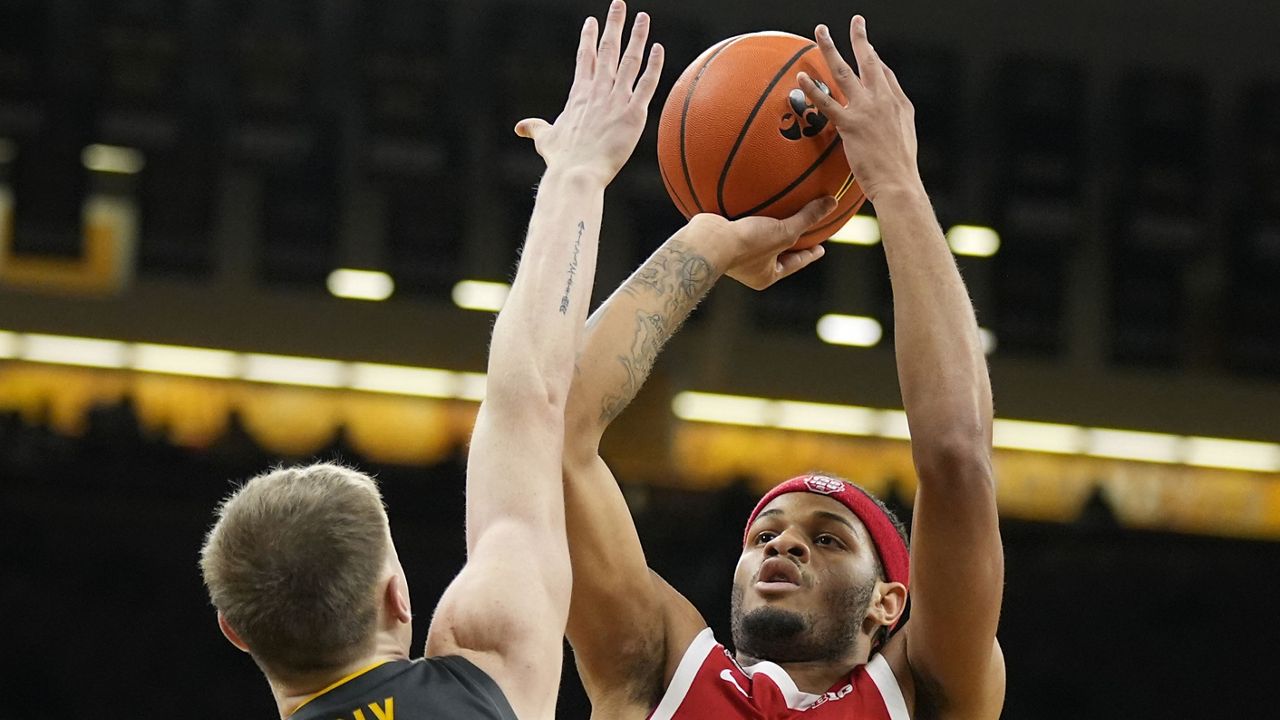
763, 528, 810, 562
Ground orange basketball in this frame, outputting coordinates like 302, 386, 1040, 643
656, 32, 866, 249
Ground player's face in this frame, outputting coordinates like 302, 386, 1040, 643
730, 493, 881, 663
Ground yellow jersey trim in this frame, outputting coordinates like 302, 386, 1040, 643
288, 660, 392, 716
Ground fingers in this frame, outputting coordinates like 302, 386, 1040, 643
630, 44, 665, 109
881, 61, 912, 110
614, 11, 650, 95
569, 16, 599, 97
775, 245, 826, 278
781, 195, 838, 238
847, 15, 886, 92
814, 24, 860, 99
514, 118, 551, 139
797, 71, 845, 119
595, 0, 628, 86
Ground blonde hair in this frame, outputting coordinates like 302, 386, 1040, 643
199, 463, 390, 676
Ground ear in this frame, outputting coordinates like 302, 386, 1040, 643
384, 571, 412, 626
217, 612, 251, 653
870, 581, 908, 629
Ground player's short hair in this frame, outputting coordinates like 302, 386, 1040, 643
199, 463, 389, 677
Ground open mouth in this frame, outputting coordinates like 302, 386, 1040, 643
755, 557, 803, 594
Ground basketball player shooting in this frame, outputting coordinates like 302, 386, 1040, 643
198, 3, 663, 717
562, 15, 1005, 719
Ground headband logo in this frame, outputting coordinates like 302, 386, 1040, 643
804, 475, 845, 495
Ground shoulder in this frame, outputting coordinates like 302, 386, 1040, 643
406, 657, 520, 720
291, 658, 518, 720
881, 624, 1006, 720
647, 628, 746, 720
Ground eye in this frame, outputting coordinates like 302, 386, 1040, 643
815, 534, 845, 548
755, 531, 777, 545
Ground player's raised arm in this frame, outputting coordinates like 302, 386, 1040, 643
801, 15, 1005, 718
424, 3, 663, 718
563, 199, 834, 713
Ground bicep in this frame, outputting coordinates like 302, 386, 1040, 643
565, 454, 698, 705
905, 451, 1005, 711
430, 401, 572, 718
427, 520, 569, 720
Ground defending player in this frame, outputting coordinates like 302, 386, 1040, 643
562, 15, 1004, 719
198, 3, 663, 717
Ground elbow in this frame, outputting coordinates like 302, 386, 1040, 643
479, 379, 569, 447
484, 365, 572, 420
912, 429, 994, 491
563, 402, 606, 460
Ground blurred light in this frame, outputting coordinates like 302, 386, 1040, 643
994, 419, 1085, 455
775, 400, 877, 436
350, 363, 455, 398
670, 389, 1280, 472
817, 314, 883, 348
452, 280, 510, 312
1184, 437, 1280, 473
947, 225, 1001, 257
828, 215, 881, 245
1087, 428, 1182, 464
22, 334, 128, 369
456, 372, 488, 402
0, 138, 16, 164
878, 410, 913, 440
979, 327, 997, 355
327, 269, 394, 301
673, 391, 772, 427
132, 343, 238, 379
4, 329, 1276, 475
242, 353, 346, 389
81, 144, 146, 175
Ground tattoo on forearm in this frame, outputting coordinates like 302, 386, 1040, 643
601, 311, 665, 423
559, 221, 586, 314
623, 239, 716, 321
599, 240, 717, 423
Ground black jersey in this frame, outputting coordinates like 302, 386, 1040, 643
290, 657, 517, 720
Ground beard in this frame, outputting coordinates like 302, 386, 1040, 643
729, 576, 876, 664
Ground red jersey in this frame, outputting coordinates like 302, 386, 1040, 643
650, 629, 910, 719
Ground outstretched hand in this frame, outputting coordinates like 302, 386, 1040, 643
797, 16, 921, 203
693, 196, 837, 291
515, 0, 664, 185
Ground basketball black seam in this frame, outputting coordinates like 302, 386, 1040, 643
659, 159, 694, 218
680, 37, 741, 215
734, 135, 844, 219
716, 42, 817, 217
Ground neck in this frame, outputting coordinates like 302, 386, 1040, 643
735, 643, 871, 695
268, 635, 410, 718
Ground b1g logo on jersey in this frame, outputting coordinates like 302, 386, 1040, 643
804, 475, 846, 495
780, 81, 832, 141
810, 682, 855, 709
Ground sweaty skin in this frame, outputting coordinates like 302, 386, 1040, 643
561, 14, 1004, 720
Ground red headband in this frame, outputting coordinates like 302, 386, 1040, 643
743, 474, 910, 596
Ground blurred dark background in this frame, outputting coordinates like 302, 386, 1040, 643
1, 0, 1279, 717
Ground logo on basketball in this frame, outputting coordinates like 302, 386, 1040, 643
779, 82, 831, 141
804, 475, 845, 495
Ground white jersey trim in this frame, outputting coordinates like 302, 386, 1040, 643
650, 627, 718, 720
865, 654, 911, 720
739, 659, 823, 710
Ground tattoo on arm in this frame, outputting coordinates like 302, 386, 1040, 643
601, 311, 665, 423
599, 240, 717, 423
559, 221, 586, 315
